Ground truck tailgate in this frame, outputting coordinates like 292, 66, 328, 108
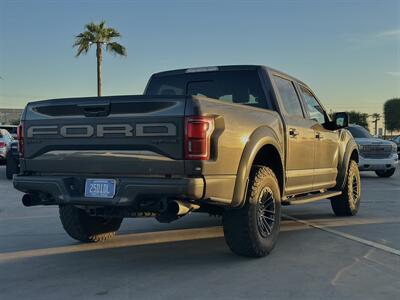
21, 95, 186, 175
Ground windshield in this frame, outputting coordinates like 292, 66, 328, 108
145, 70, 268, 108
347, 126, 372, 138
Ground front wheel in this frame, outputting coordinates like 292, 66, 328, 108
59, 205, 123, 242
222, 166, 281, 257
330, 160, 361, 216
375, 168, 396, 178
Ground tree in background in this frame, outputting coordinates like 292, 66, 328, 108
347, 111, 369, 129
73, 21, 127, 97
384, 98, 400, 134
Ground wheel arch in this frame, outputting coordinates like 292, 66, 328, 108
231, 126, 284, 207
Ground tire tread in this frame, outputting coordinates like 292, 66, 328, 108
223, 166, 280, 257
59, 205, 122, 243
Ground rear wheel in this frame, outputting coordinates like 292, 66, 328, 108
59, 205, 123, 242
6, 157, 18, 180
375, 168, 396, 178
222, 166, 281, 257
330, 160, 361, 216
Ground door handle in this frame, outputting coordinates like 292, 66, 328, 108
289, 128, 299, 137
315, 132, 324, 139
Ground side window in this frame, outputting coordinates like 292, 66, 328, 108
300, 86, 326, 124
273, 76, 304, 117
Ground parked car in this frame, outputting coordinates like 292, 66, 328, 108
6, 140, 20, 180
14, 65, 360, 257
0, 125, 18, 139
347, 124, 398, 177
391, 135, 400, 155
0, 129, 13, 164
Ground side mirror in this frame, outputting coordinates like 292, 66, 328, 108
333, 112, 349, 129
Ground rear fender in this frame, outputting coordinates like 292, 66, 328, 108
231, 126, 284, 207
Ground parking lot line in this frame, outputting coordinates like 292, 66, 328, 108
2, 216, 399, 262
0, 215, 55, 221
0, 226, 225, 262
284, 214, 400, 257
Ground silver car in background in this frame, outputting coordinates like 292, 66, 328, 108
0, 129, 14, 163
391, 135, 400, 155
0, 125, 18, 140
347, 124, 398, 177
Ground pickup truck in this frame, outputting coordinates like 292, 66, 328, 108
347, 124, 398, 177
14, 65, 360, 257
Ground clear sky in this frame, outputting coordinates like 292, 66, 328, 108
1, 0, 399, 117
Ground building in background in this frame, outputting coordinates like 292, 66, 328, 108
0, 108, 23, 124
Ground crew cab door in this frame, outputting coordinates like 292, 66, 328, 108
297, 84, 339, 190
272, 75, 315, 195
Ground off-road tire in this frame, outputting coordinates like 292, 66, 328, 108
375, 168, 396, 178
330, 160, 361, 216
222, 166, 281, 257
6, 157, 18, 180
59, 205, 123, 242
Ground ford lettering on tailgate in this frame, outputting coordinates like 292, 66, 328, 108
26, 123, 177, 138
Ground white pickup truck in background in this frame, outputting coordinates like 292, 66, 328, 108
347, 124, 398, 177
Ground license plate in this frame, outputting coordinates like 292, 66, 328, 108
84, 179, 116, 199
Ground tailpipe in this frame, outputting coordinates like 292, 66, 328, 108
22, 194, 41, 207
156, 200, 200, 223
167, 200, 200, 216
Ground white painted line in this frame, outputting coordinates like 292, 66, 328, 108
1, 216, 399, 262
0, 215, 56, 221
361, 188, 400, 191
284, 214, 400, 257
0, 226, 224, 262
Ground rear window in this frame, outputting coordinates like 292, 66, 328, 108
145, 70, 267, 108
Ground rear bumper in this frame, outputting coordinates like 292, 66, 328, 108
13, 175, 205, 207
358, 154, 398, 171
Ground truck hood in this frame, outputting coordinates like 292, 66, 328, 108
354, 138, 395, 146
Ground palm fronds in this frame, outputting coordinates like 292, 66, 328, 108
73, 21, 126, 57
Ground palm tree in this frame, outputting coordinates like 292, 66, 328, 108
370, 113, 381, 136
73, 21, 127, 96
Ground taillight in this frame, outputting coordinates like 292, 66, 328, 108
184, 116, 214, 160
0, 142, 6, 148
17, 122, 24, 158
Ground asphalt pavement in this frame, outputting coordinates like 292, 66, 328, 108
0, 166, 399, 300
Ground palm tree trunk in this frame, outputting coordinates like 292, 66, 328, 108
96, 43, 102, 97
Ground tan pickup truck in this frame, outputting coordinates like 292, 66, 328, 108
14, 65, 360, 257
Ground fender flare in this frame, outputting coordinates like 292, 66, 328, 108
336, 130, 359, 190
231, 126, 284, 207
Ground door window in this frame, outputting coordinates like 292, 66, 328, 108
300, 86, 326, 124
273, 76, 304, 117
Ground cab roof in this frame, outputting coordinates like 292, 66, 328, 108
151, 65, 308, 87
